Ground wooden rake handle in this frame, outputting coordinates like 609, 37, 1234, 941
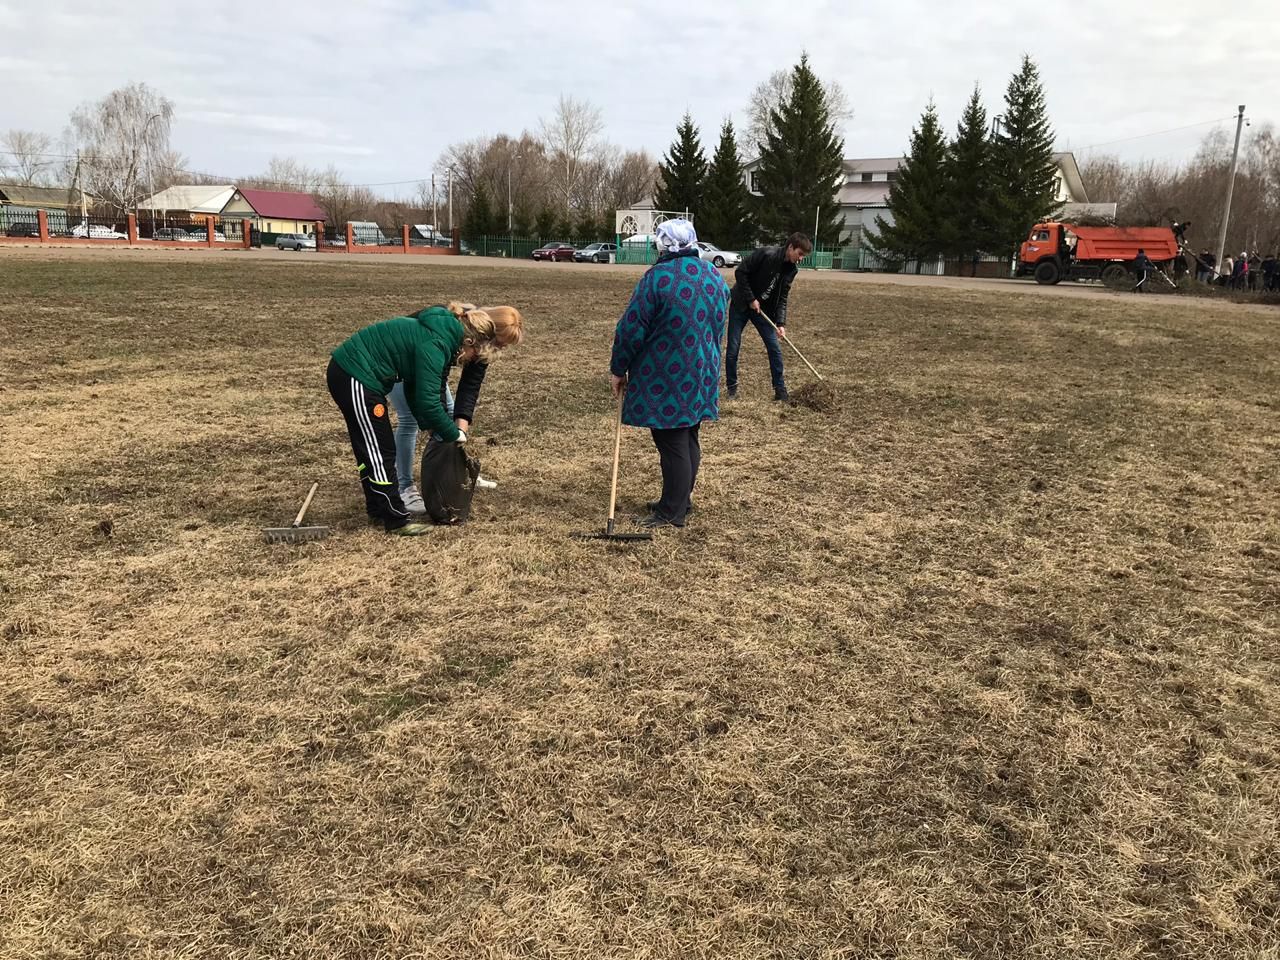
758, 309, 824, 381
605, 395, 624, 535
293, 483, 319, 528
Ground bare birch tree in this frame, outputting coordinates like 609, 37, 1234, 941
67, 83, 175, 213
743, 68, 852, 156
540, 95, 604, 210
1, 130, 55, 185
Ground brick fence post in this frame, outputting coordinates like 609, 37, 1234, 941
37, 210, 49, 243
205, 215, 215, 248
242, 219, 252, 249
315, 221, 325, 251
345, 222, 354, 250
127, 213, 138, 244
401, 224, 410, 253
451, 227, 460, 254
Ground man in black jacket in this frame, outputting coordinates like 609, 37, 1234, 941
725, 232, 812, 401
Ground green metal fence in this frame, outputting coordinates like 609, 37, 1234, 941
463, 235, 609, 259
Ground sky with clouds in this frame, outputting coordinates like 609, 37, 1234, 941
1, 0, 1274, 197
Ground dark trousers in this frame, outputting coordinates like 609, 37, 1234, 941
1132, 270, 1148, 293
725, 305, 787, 396
650, 425, 701, 524
326, 358, 410, 530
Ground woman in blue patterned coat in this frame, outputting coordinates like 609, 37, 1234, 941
609, 219, 729, 529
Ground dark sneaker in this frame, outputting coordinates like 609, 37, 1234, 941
773, 389, 790, 402
389, 522, 432, 537
637, 513, 684, 530
647, 501, 695, 516
726, 385, 738, 399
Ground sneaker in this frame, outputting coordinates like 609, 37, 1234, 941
400, 485, 426, 514
773, 389, 791, 402
637, 513, 684, 529
647, 500, 695, 516
726, 385, 738, 399
475, 475, 497, 490
390, 522, 432, 537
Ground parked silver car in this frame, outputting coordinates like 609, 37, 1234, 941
573, 242, 618, 263
276, 233, 316, 251
696, 242, 741, 268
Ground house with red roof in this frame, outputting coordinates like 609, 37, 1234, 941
220, 188, 328, 234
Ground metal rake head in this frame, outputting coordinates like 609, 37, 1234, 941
571, 529, 653, 542
263, 525, 331, 544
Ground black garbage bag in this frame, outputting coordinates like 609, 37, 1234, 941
419, 440, 480, 525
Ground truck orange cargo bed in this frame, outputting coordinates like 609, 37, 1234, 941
1069, 225, 1178, 262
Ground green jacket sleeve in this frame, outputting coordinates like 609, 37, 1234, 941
406, 342, 461, 442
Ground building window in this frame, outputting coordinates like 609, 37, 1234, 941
750, 171, 762, 193
861, 172, 873, 183
886, 171, 898, 182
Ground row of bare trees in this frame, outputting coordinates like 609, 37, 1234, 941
1080, 125, 1280, 256
434, 96, 657, 237
1, 85, 657, 230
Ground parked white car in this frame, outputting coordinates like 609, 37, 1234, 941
696, 242, 741, 268
71, 223, 127, 239
186, 226, 228, 243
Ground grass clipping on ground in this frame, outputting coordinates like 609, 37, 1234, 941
789, 379, 840, 413
0, 251, 1278, 959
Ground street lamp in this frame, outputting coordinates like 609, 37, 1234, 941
508, 153, 523, 234
447, 166, 457, 235
141, 112, 163, 233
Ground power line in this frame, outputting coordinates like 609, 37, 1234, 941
1076, 116, 1238, 152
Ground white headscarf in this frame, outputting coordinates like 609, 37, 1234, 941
655, 218, 698, 254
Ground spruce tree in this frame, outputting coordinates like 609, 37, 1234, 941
463, 182, 497, 238
534, 207, 557, 241
990, 55, 1061, 258
754, 54, 846, 246
654, 113, 707, 217
865, 101, 949, 271
943, 85, 999, 271
699, 118, 755, 248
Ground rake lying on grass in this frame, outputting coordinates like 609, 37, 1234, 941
263, 483, 331, 544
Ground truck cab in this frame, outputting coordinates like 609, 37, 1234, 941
1018, 223, 1073, 283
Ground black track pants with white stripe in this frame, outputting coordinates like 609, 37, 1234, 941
326, 358, 410, 530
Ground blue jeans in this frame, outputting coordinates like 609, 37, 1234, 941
725, 305, 786, 395
389, 382, 454, 491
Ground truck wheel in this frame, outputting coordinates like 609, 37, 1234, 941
1033, 260, 1061, 285
1101, 264, 1129, 285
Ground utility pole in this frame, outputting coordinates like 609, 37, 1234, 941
447, 168, 453, 234
1214, 105, 1246, 279
508, 153, 523, 234
431, 174, 437, 234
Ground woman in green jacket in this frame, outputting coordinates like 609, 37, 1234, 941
327, 304, 505, 535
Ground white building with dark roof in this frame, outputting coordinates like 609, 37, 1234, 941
742, 152, 1104, 249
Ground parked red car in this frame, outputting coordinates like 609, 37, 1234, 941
532, 242, 576, 262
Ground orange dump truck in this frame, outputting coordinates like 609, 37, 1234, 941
1017, 222, 1179, 284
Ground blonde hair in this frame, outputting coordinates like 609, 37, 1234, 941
446, 301, 524, 362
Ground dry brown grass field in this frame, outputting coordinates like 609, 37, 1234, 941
1, 250, 1277, 959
